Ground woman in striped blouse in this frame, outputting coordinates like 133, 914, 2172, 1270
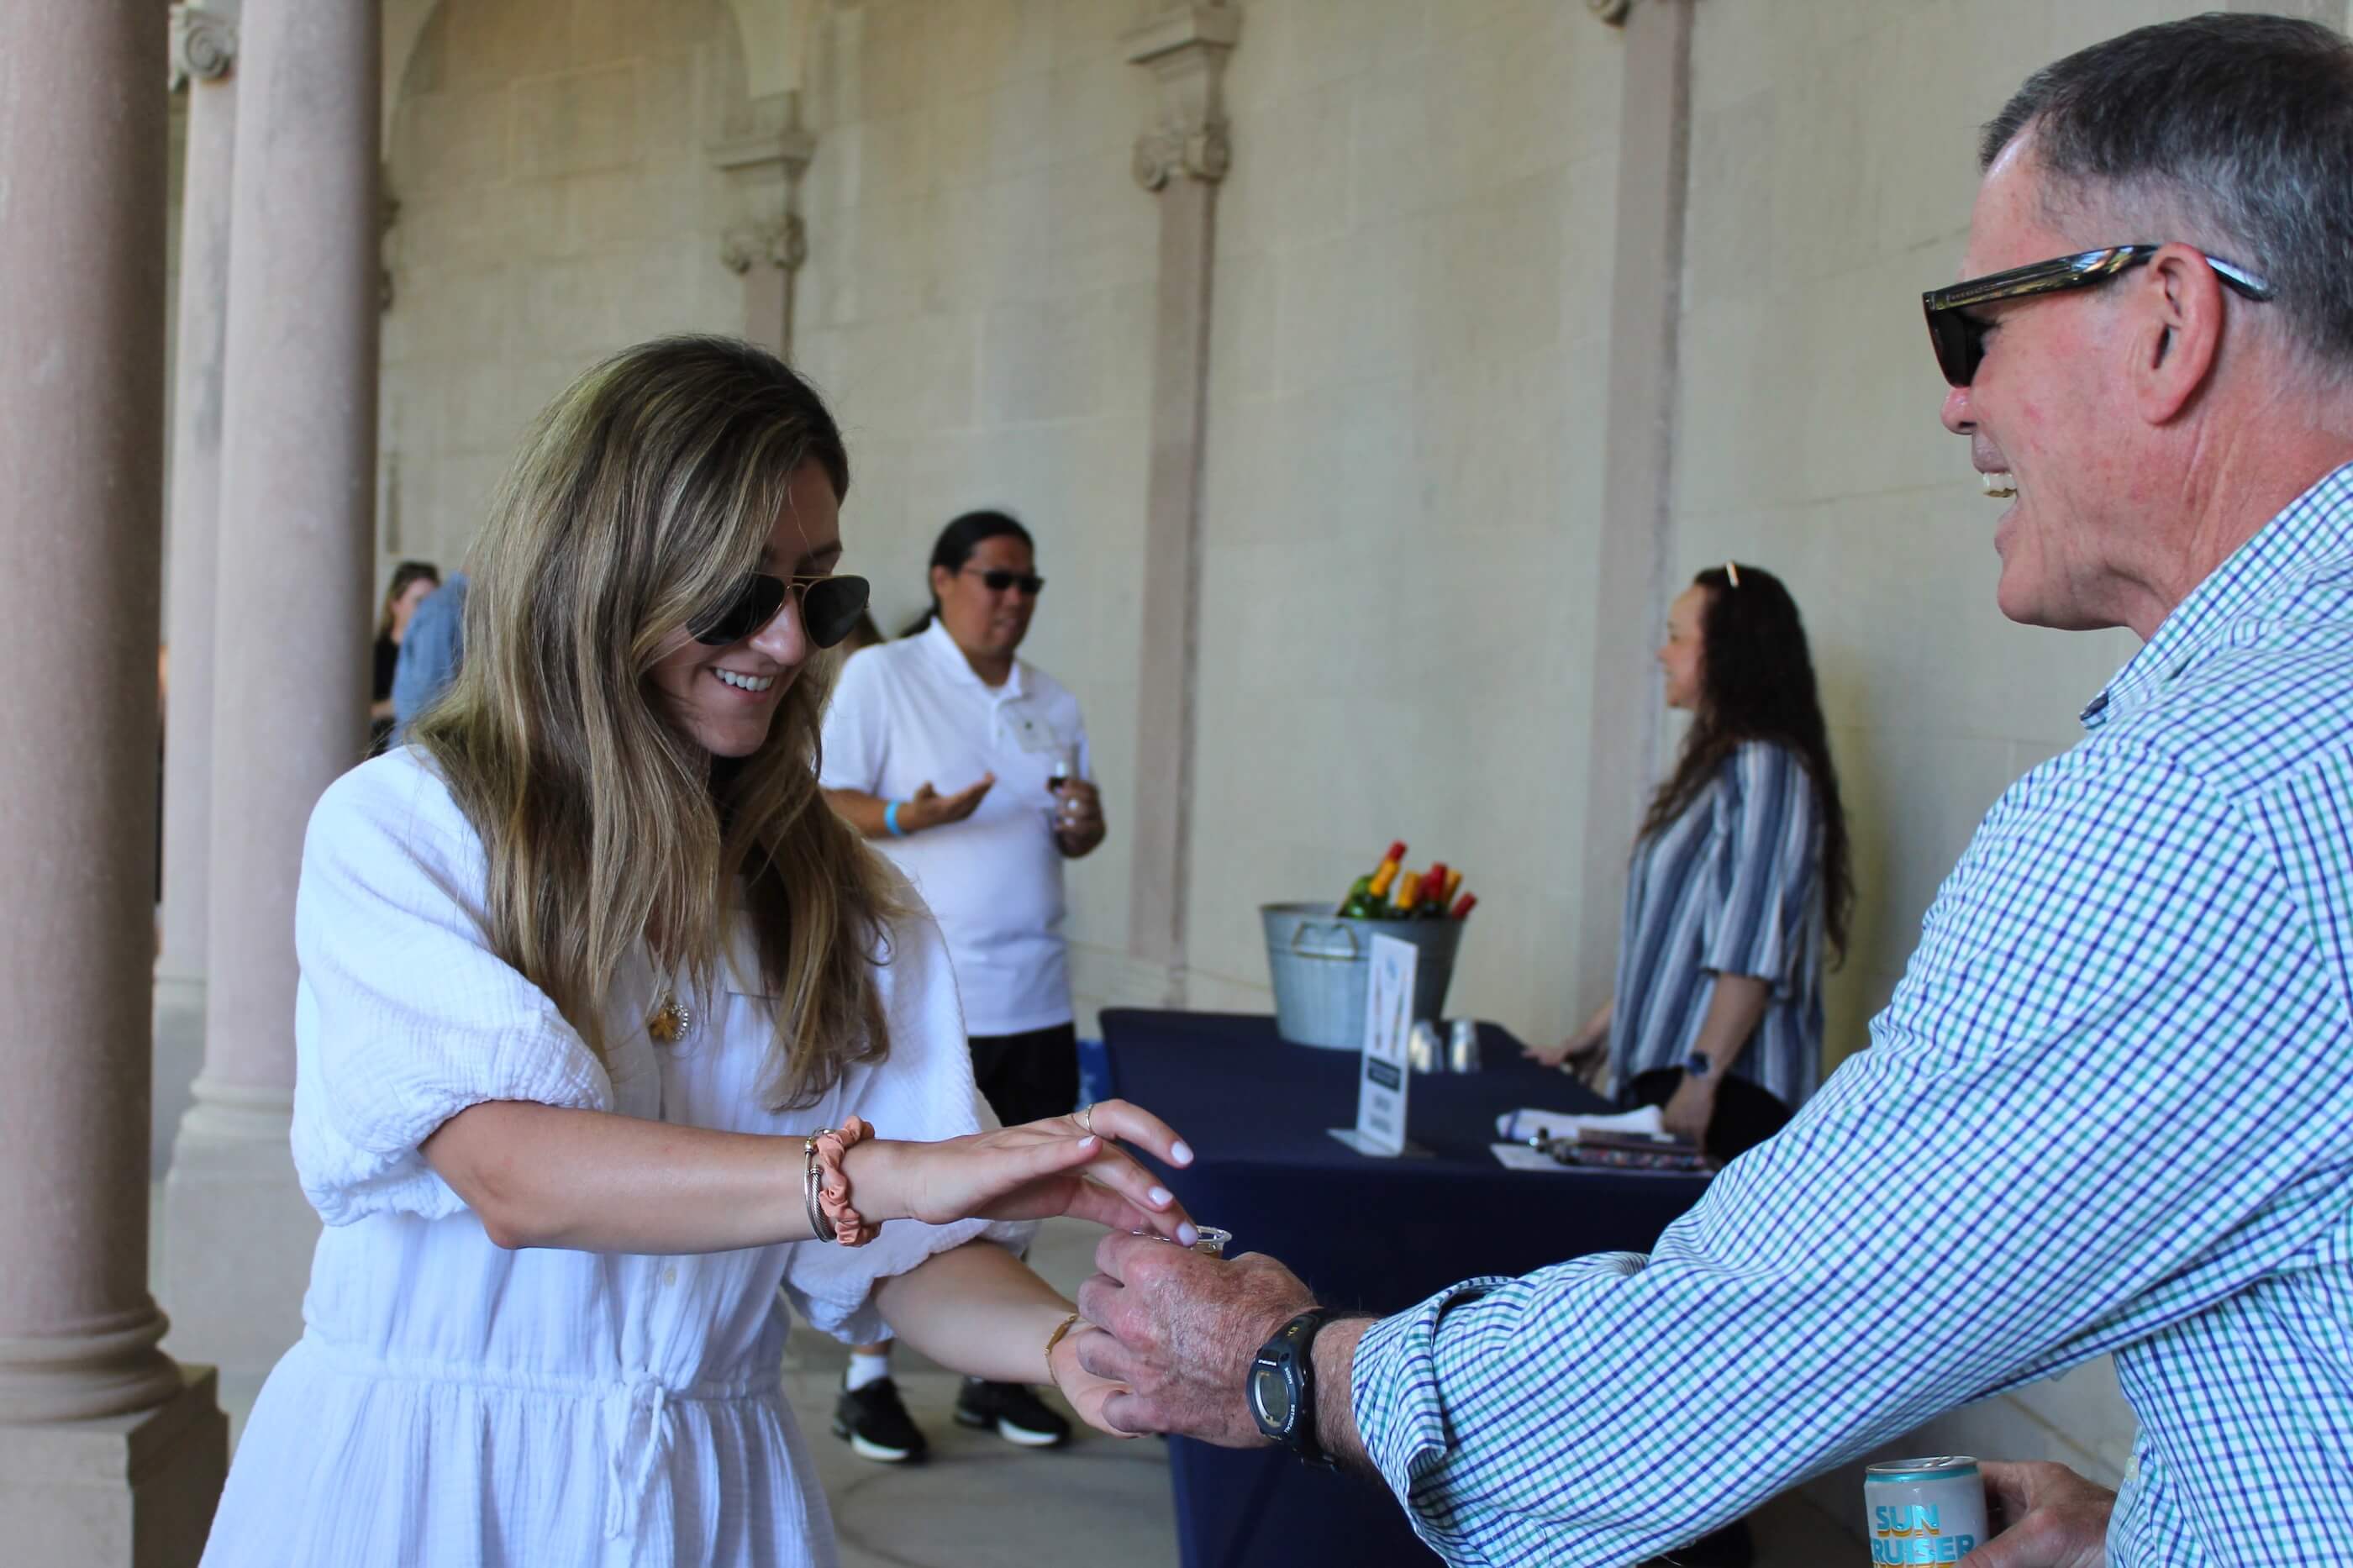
1530, 563, 1852, 1158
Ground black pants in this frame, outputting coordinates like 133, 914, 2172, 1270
969, 1022, 1080, 1129
1624, 1067, 1794, 1164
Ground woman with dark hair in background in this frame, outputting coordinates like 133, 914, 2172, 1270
1530, 562, 1852, 1161
818, 508, 1108, 1463
368, 560, 440, 754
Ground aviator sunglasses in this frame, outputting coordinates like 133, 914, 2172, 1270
1922, 244, 2275, 388
690, 571, 871, 648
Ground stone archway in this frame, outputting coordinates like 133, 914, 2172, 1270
376, 0, 760, 571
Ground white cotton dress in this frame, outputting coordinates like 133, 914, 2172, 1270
198, 749, 1029, 1568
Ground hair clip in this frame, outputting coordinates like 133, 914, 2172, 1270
1724, 560, 1741, 588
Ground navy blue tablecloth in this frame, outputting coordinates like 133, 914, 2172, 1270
1100, 1010, 1713, 1568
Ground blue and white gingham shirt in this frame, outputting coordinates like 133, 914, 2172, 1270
1610, 739, 1825, 1110
1353, 465, 2353, 1566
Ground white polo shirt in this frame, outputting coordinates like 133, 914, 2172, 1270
819, 619, 1090, 1036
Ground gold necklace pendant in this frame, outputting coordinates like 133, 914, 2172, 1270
647, 989, 692, 1044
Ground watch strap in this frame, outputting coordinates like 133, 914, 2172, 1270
1257, 1308, 1339, 1466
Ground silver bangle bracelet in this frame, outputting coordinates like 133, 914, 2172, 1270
803, 1133, 835, 1243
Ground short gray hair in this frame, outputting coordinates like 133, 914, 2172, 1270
1982, 13, 2353, 377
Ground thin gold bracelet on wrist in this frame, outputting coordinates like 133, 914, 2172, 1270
1044, 1310, 1082, 1391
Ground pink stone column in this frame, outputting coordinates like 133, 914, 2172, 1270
0, 0, 228, 1557
155, 2, 242, 1171
162, 0, 381, 1377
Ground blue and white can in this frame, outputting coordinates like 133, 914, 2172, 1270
1865, 1455, 1987, 1563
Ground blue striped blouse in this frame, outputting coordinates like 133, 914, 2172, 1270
1607, 739, 1824, 1109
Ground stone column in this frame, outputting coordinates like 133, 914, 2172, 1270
155, 2, 243, 1176
0, 1, 229, 1560
163, 0, 382, 1380
1575, 0, 1695, 1000
1123, 1, 1239, 1002
715, 98, 819, 360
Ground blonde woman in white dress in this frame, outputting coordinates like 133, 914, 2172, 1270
198, 337, 1196, 1568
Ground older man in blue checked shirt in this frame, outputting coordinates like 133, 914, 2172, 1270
1074, 16, 2353, 1567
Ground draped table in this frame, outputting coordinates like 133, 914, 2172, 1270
1099, 1009, 1713, 1568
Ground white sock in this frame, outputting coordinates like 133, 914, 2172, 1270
845, 1351, 892, 1392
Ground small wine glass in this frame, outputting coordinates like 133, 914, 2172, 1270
1045, 744, 1082, 828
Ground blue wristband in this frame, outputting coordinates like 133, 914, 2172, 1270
885, 799, 908, 838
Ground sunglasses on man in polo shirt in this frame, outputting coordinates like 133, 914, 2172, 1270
1922, 245, 2275, 388
689, 572, 871, 648
961, 566, 1046, 597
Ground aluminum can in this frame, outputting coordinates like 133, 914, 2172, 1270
1407, 1021, 1445, 1074
1865, 1456, 1987, 1564
1446, 1018, 1481, 1073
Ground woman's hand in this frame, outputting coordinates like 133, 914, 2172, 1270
1523, 1032, 1598, 1069
864, 1099, 1198, 1242
1660, 1070, 1718, 1145
1050, 1322, 1139, 1439
1525, 1001, 1612, 1070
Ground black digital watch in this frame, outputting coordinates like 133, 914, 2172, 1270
1248, 1308, 1340, 1466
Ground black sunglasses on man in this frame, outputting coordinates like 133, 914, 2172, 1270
961, 565, 1046, 597
690, 572, 871, 649
1922, 244, 2275, 388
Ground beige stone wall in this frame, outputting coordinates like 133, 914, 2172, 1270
378, 0, 750, 580
793, 0, 1162, 983
1174, 2, 1627, 1030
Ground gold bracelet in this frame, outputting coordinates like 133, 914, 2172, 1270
1043, 1310, 1082, 1391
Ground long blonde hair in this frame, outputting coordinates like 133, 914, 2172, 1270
412, 335, 905, 1108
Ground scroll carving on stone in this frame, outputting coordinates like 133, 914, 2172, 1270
1125, 3, 1239, 192
719, 214, 808, 276
169, 4, 238, 91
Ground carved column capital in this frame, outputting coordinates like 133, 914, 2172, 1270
719, 214, 808, 276
1124, 3, 1240, 192
710, 92, 819, 276
168, 4, 239, 91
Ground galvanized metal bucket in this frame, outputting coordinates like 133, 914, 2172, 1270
1259, 902, 1465, 1050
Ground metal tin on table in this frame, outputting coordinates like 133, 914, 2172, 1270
1864, 1455, 1987, 1564
1446, 1018, 1481, 1073
1407, 1020, 1445, 1074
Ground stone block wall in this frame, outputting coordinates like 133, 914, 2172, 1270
378, 0, 748, 577
794, 0, 1161, 973
1177, 0, 1627, 1032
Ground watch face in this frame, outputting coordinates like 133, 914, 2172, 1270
1250, 1366, 1292, 1430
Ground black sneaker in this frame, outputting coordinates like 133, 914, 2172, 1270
832, 1376, 929, 1464
951, 1377, 1071, 1449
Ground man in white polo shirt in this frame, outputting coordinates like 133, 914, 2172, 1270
819, 508, 1106, 1462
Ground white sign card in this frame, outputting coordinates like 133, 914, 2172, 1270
1328, 933, 1417, 1157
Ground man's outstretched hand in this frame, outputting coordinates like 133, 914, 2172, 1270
1073, 1231, 1317, 1446
1971, 1460, 2113, 1568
